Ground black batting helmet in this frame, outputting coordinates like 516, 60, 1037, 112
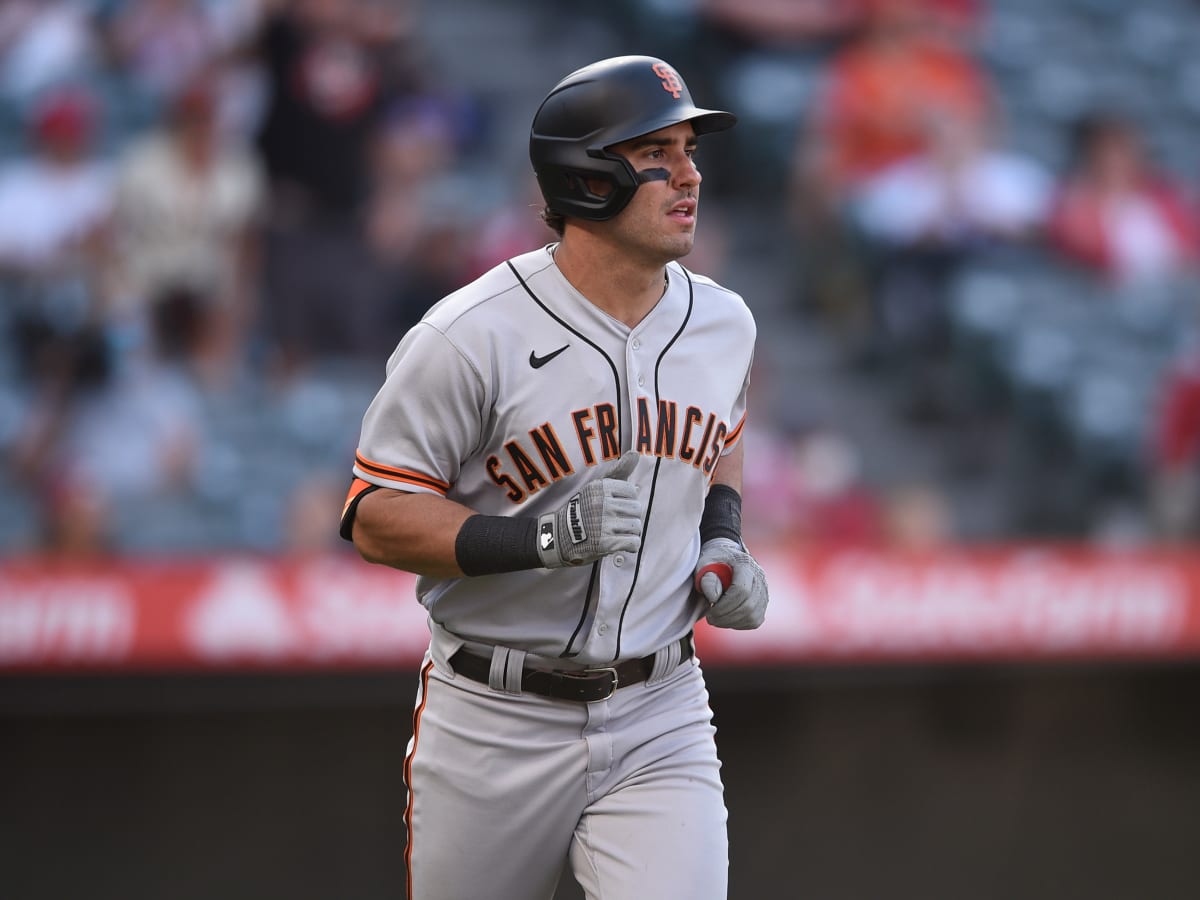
529, 55, 736, 222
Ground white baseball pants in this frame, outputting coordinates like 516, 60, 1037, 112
402, 643, 729, 899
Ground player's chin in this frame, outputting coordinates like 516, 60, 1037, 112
667, 233, 697, 258
662, 232, 700, 260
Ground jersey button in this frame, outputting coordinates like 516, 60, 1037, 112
632, 338, 641, 350
598, 624, 609, 635
637, 374, 645, 386
613, 555, 624, 567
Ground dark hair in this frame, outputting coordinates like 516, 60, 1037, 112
540, 205, 565, 236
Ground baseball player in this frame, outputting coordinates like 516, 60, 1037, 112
340, 55, 769, 900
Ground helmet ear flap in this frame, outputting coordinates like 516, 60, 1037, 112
564, 171, 606, 202
537, 152, 642, 221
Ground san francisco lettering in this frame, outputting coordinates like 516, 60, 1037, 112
486, 399, 729, 503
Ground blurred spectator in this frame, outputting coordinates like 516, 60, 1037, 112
851, 111, 1052, 417
254, 0, 409, 224
372, 220, 467, 345
38, 476, 115, 558
1149, 344, 1200, 539
99, 0, 224, 102
788, 0, 995, 353
370, 93, 463, 190
0, 0, 101, 102
853, 113, 1051, 250
362, 93, 469, 269
698, 0, 869, 49
790, 428, 885, 545
200, 0, 277, 141
796, 0, 993, 202
0, 86, 112, 276
742, 424, 884, 547
104, 70, 265, 382
1046, 113, 1200, 286
0, 86, 113, 382
912, 0, 984, 44
10, 284, 208, 556
696, 0, 986, 50
252, 0, 421, 371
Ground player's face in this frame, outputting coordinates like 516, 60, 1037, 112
606, 122, 703, 263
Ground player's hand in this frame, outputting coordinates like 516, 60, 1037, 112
536, 450, 644, 568
694, 538, 768, 630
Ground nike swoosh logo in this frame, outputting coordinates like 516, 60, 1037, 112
529, 345, 569, 369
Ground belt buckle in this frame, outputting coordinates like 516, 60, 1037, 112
566, 666, 618, 702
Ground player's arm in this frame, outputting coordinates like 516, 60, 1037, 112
709, 438, 743, 493
344, 451, 646, 579
345, 323, 642, 578
350, 489, 475, 578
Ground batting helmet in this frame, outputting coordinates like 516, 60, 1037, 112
529, 55, 736, 221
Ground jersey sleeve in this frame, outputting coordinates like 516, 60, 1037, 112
721, 338, 754, 456
351, 322, 487, 497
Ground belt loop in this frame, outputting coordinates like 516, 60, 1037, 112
489, 646, 525, 694
647, 637, 683, 685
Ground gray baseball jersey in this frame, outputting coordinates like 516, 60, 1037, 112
346, 244, 754, 665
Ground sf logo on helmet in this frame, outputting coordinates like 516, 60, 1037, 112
652, 62, 683, 99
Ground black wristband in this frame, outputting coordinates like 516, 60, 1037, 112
699, 484, 743, 545
455, 514, 541, 576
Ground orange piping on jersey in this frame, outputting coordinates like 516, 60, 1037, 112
723, 413, 747, 449
341, 477, 374, 518
404, 659, 435, 897
355, 451, 451, 494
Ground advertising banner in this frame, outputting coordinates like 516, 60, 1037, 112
3, 546, 1200, 672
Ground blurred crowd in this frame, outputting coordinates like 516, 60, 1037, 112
0, 0, 516, 557
0, 0, 1198, 559
685, 0, 1200, 547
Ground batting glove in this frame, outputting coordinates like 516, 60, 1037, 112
694, 538, 769, 630
536, 450, 645, 568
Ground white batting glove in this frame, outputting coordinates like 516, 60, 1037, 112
536, 450, 644, 568
694, 538, 769, 630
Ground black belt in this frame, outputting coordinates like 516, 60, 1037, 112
449, 635, 694, 703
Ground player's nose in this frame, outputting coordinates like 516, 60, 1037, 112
673, 155, 701, 189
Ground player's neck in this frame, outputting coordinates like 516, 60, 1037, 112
551, 239, 668, 328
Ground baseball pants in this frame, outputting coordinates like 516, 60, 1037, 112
403, 642, 729, 900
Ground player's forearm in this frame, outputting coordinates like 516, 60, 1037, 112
709, 439, 744, 493
351, 490, 474, 578
702, 438, 745, 546
349, 453, 645, 578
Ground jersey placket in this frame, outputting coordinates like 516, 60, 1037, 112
576, 324, 654, 662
